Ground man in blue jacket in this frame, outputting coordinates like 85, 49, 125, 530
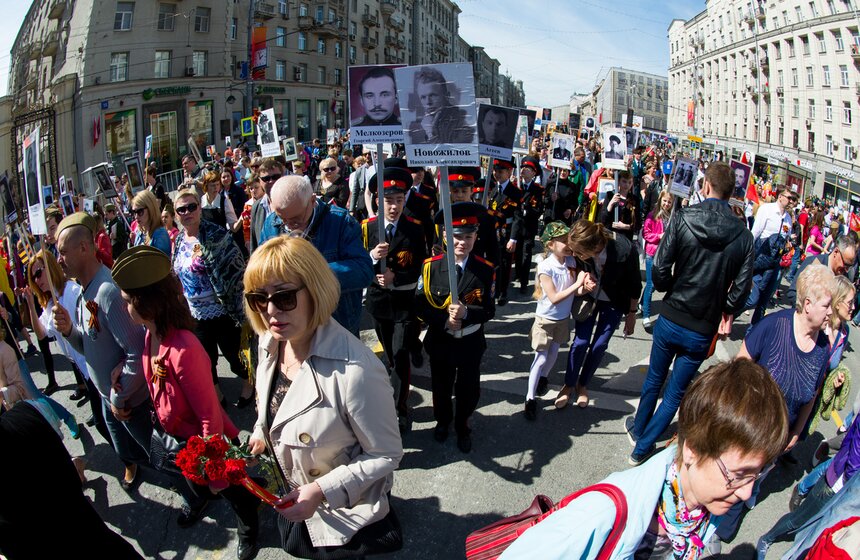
259, 175, 373, 336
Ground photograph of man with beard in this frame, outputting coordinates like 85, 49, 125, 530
407, 66, 474, 144
351, 66, 401, 126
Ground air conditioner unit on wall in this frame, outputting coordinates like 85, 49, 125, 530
185, 67, 195, 77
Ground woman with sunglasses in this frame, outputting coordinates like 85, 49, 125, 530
316, 157, 349, 208
161, 203, 180, 253
130, 190, 172, 258
171, 187, 253, 407
111, 246, 261, 555
245, 236, 403, 559
501, 359, 788, 559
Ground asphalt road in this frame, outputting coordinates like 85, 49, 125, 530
39, 256, 858, 560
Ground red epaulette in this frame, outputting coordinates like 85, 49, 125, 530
362, 216, 378, 225
403, 214, 422, 226
473, 254, 495, 268
424, 254, 445, 264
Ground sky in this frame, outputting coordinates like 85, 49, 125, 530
0, 1, 703, 106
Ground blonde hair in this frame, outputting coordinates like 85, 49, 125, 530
176, 186, 201, 205
243, 236, 340, 335
534, 236, 569, 300
28, 250, 66, 308
131, 190, 161, 240
830, 275, 856, 329
795, 263, 837, 313
654, 191, 674, 222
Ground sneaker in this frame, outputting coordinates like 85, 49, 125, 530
788, 484, 804, 512
642, 317, 652, 328
536, 377, 549, 397
177, 500, 209, 528
628, 447, 655, 466
623, 416, 638, 446
524, 399, 537, 421
637, 303, 643, 316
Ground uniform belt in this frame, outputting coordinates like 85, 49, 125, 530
446, 323, 481, 336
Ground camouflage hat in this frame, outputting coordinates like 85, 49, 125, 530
540, 221, 570, 243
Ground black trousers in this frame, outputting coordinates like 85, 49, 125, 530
37, 336, 55, 385
426, 329, 485, 432
194, 314, 247, 386
497, 247, 515, 298
85, 378, 112, 449
186, 480, 260, 540
372, 317, 412, 416
514, 239, 535, 288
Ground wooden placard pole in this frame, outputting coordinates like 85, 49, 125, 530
437, 166, 461, 338
375, 143, 387, 273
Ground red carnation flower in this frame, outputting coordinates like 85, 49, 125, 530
204, 437, 230, 459
225, 459, 248, 485
204, 458, 227, 482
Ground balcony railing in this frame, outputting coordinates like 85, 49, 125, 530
254, 2, 276, 19
361, 36, 378, 49
361, 13, 379, 27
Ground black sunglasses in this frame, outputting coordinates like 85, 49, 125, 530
245, 287, 305, 314
32, 268, 44, 280
175, 203, 199, 215
131, 208, 146, 217
261, 173, 282, 183
322, 167, 337, 172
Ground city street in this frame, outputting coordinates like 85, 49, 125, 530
45, 258, 857, 560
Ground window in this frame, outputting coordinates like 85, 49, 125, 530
782, 10, 789, 25
192, 50, 207, 76
778, 69, 784, 86
349, 45, 356, 63
787, 39, 795, 57
778, 127, 784, 144
335, 42, 342, 58
299, 63, 307, 82
298, 32, 307, 50
827, 0, 836, 14
817, 33, 826, 53
276, 27, 286, 47
795, 6, 803, 21
194, 7, 210, 32
823, 65, 831, 86
110, 52, 128, 81
317, 38, 326, 54
801, 35, 810, 55
844, 102, 852, 124
230, 18, 237, 40
809, 2, 819, 17
114, 2, 134, 30
792, 129, 799, 149
315, 5, 324, 22
826, 100, 833, 121
157, 3, 175, 31
840, 64, 849, 86
154, 50, 170, 78
826, 135, 834, 155
296, 99, 310, 141
791, 68, 798, 87
317, 66, 325, 84
299, 3, 308, 16
350, 21, 357, 36
834, 30, 844, 51
779, 98, 785, 116
774, 42, 782, 59
846, 140, 854, 162
276, 60, 286, 81
808, 132, 815, 152
328, 8, 336, 22
316, 100, 328, 139
808, 99, 816, 119
807, 66, 814, 87
274, 99, 290, 136
334, 68, 342, 85
793, 98, 800, 118
278, 0, 287, 16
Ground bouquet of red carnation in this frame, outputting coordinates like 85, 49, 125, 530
175, 434, 293, 508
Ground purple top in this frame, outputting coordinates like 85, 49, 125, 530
827, 411, 860, 487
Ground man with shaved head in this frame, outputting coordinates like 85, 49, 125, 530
258, 176, 373, 335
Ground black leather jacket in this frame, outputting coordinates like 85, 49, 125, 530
654, 199, 754, 336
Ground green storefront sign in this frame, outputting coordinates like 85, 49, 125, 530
142, 86, 192, 101
255, 86, 286, 94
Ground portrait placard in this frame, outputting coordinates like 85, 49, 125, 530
256, 108, 280, 157
729, 159, 753, 203
348, 64, 405, 144
0, 175, 17, 224
23, 128, 46, 235
124, 156, 144, 194
512, 115, 531, 155
601, 126, 628, 171
282, 137, 298, 162
670, 156, 698, 198
477, 104, 518, 159
548, 133, 575, 170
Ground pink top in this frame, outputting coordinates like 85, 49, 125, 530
642, 211, 666, 257
806, 225, 824, 256
143, 328, 238, 440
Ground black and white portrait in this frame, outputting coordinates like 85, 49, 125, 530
477, 104, 518, 159
349, 65, 401, 127
730, 160, 752, 201
601, 126, 627, 170
23, 131, 40, 209
548, 133, 575, 170
58, 175, 67, 195
541, 108, 552, 122
669, 156, 698, 198
258, 112, 275, 144
568, 113, 581, 132
625, 127, 639, 152
513, 115, 531, 155
257, 108, 281, 158
60, 192, 75, 217
124, 156, 144, 194
584, 116, 595, 130
93, 164, 117, 198
42, 185, 54, 207
282, 137, 298, 162
0, 175, 17, 224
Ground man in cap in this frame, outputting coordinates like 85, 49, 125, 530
416, 202, 496, 453
605, 135, 624, 161
51, 212, 150, 492
488, 158, 522, 306
509, 156, 545, 294
362, 167, 428, 432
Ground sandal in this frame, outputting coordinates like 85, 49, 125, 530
576, 386, 589, 408
554, 385, 573, 409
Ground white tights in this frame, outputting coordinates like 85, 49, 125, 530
526, 342, 560, 400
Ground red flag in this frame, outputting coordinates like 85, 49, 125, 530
746, 179, 759, 204
850, 213, 860, 233
92, 116, 100, 146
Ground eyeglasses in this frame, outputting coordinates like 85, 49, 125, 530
322, 167, 337, 173
835, 248, 856, 268
175, 203, 199, 216
715, 456, 764, 490
261, 173, 282, 183
131, 208, 147, 217
245, 287, 305, 314
32, 268, 44, 280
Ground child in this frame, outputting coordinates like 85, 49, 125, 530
524, 222, 594, 420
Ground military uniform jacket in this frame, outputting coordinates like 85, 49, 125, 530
416, 254, 495, 352
543, 174, 582, 223
362, 215, 427, 321
511, 180, 545, 243
403, 188, 436, 253
488, 180, 523, 242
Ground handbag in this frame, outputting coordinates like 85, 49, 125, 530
571, 258, 600, 322
149, 414, 185, 474
465, 483, 627, 560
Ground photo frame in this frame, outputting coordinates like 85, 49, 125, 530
0, 175, 17, 224
348, 64, 406, 144
477, 104, 518, 159
42, 185, 54, 207
123, 155, 144, 195
60, 192, 75, 217
512, 115, 531, 155
23, 127, 47, 234
256, 108, 280, 158
59, 175, 67, 195
669, 156, 698, 198
282, 137, 298, 162
598, 178, 616, 195
548, 133, 575, 170
92, 164, 118, 198
601, 126, 628, 171
729, 159, 752, 202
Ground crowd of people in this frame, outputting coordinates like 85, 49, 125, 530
0, 128, 858, 560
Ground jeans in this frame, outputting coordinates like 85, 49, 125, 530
759, 476, 835, 550
799, 459, 832, 496
101, 397, 153, 465
632, 317, 712, 457
564, 301, 623, 388
744, 268, 780, 325
786, 247, 803, 282
642, 255, 655, 319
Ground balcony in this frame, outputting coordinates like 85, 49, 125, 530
762, 86, 770, 99
750, 88, 760, 101
760, 56, 769, 72
776, 86, 784, 95
380, 0, 396, 16
47, 0, 66, 19
254, 2, 276, 19
743, 12, 756, 25
385, 34, 398, 47
435, 29, 449, 43
316, 20, 343, 38
361, 13, 379, 27
41, 30, 59, 56
361, 36, 377, 49
852, 43, 860, 62
28, 41, 42, 60
749, 59, 757, 71
389, 14, 405, 31
297, 15, 314, 29
755, 7, 766, 21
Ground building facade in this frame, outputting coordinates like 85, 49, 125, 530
469, 46, 500, 103
668, 0, 860, 200
411, 0, 460, 64
593, 67, 669, 131
497, 73, 525, 108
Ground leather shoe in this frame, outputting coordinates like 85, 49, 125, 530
235, 395, 255, 409
788, 484, 804, 512
497, 294, 508, 306
237, 537, 259, 560
398, 414, 411, 435
120, 464, 139, 492
410, 348, 424, 368
524, 399, 537, 421
536, 377, 549, 397
85, 415, 96, 427
177, 500, 209, 528
456, 432, 472, 453
433, 423, 448, 442
42, 382, 59, 396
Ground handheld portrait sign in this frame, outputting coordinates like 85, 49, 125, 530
144, 134, 153, 160
520, 109, 537, 134
92, 164, 118, 198
23, 128, 47, 235
625, 127, 640, 152
282, 137, 298, 162
42, 185, 54, 207
477, 104, 517, 160
584, 116, 595, 131
669, 156, 698, 199
124, 156, 144, 195
187, 136, 204, 166
541, 108, 552, 122
58, 175, 67, 195
568, 113, 581, 132
224, 135, 231, 149
729, 159, 753, 204
512, 115, 531, 155
207, 145, 217, 160
83, 198, 95, 214
548, 133, 575, 170
348, 64, 405, 145
601, 126, 628, 171
326, 129, 339, 145
257, 108, 280, 157
60, 192, 75, 217
66, 178, 75, 196
598, 178, 616, 195
632, 115, 644, 129
395, 63, 479, 166
240, 117, 254, 137
0, 175, 17, 224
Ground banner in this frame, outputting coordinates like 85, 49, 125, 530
395, 63, 479, 166
257, 108, 280, 157
251, 27, 267, 80
23, 128, 47, 235
477, 104, 517, 160
348, 64, 405, 144
686, 100, 696, 128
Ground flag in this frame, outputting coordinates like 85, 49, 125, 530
850, 213, 860, 233
92, 116, 100, 146
745, 180, 759, 205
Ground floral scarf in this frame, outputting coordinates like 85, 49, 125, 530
656, 461, 711, 560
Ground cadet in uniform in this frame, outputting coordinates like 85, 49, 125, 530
509, 155, 545, 294
416, 203, 495, 453
439, 167, 501, 267
362, 167, 428, 432
487, 158, 522, 306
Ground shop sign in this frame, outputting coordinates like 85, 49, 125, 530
832, 167, 857, 181
142, 86, 192, 100
255, 86, 286, 94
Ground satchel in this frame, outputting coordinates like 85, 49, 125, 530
571, 296, 597, 322
150, 419, 185, 474
465, 483, 627, 560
